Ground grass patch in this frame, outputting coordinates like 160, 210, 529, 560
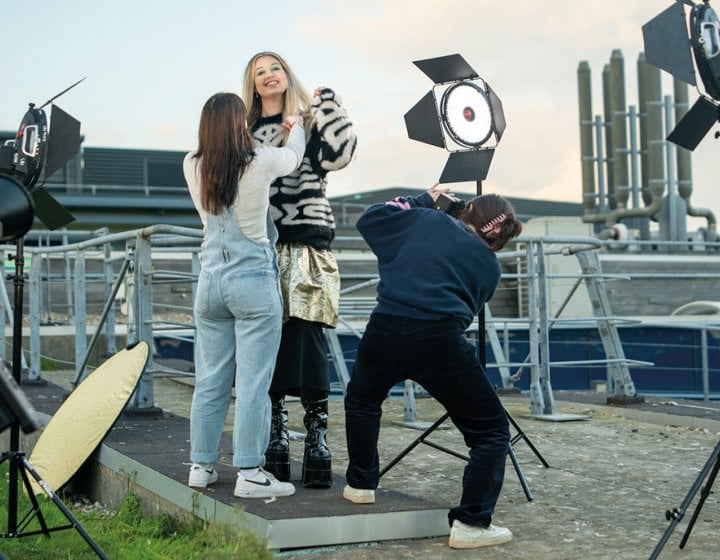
0, 462, 275, 560
39, 356, 65, 371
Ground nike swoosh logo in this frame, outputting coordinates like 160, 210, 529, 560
246, 478, 272, 487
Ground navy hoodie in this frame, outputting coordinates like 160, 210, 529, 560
356, 192, 501, 330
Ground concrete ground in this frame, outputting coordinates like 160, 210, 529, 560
29, 370, 720, 560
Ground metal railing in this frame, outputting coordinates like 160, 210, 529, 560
2, 225, 202, 411
3, 232, 720, 417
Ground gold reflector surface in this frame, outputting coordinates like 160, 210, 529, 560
27, 342, 149, 495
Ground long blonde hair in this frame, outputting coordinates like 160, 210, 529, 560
242, 51, 314, 130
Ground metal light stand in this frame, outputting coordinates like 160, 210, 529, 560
472, 179, 549, 496
0, 238, 108, 560
379, 180, 550, 501
649, 439, 720, 560
378, 407, 549, 501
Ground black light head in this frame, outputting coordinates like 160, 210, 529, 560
642, 1, 720, 150
0, 80, 84, 231
404, 54, 505, 184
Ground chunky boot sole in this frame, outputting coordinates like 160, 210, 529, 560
302, 452, 333, 488
265, 449, 291, 482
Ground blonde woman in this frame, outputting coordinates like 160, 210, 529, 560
243, 52, 357, 488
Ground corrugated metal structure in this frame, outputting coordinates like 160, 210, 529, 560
81, 147, 185, 188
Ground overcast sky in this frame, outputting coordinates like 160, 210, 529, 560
2, 1, 717, 229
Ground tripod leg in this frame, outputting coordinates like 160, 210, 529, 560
507, 410, 549, 468
379, 412, 450, 478
380, 409, 538, 503
649, 442, 720, 560
649, 509, 683, 560
2, 452, 52, 538
20, 457, 109, 560
679, 451, 720, 549
15, 459, 51, 536
507, 444, 533, 501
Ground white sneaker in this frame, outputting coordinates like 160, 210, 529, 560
342, 484, 375, 504
188, 464, 218, 488
234, 468, 296, 498
448, 520, 513, 549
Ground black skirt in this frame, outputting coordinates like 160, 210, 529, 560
271, 317, 330, 395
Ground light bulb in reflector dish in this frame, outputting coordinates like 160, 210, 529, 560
440, 81, 493, 147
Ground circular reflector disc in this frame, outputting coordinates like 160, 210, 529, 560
440, 81, 493, 147
27, 342, 149, 495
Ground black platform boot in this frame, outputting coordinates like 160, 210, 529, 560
264, 397, 290, 482
301, 397, 332, 488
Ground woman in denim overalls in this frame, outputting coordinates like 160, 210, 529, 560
183, 92, 304, 498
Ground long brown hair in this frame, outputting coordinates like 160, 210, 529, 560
242, 51, 314, 130
193, 93, 255, 214
460, 194, 523, 252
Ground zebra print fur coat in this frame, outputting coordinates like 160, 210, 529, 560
250, 88, 357, 250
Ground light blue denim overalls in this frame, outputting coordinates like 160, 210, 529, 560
190, 205, 282, 468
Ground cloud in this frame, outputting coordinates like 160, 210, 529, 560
286, 0, 671, 204
1, 0, 715, 223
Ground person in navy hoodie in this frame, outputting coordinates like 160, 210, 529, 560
343, 183, 522, 550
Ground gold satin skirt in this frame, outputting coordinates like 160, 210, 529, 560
276, 242, 340, 328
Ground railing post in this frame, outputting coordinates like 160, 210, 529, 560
27, 249, 42, 381
526, 242, 545, 416
402, 380, 417, 424
535, 241, 556, 416
103, 241, 118, 356
39, 234, 50, 322
74, 250, 87, 381
701, 327, 709, 401
126, 232, 158, 411
63, 231, 74, 321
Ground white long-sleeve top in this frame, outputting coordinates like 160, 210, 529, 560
184, 121, 305, 244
